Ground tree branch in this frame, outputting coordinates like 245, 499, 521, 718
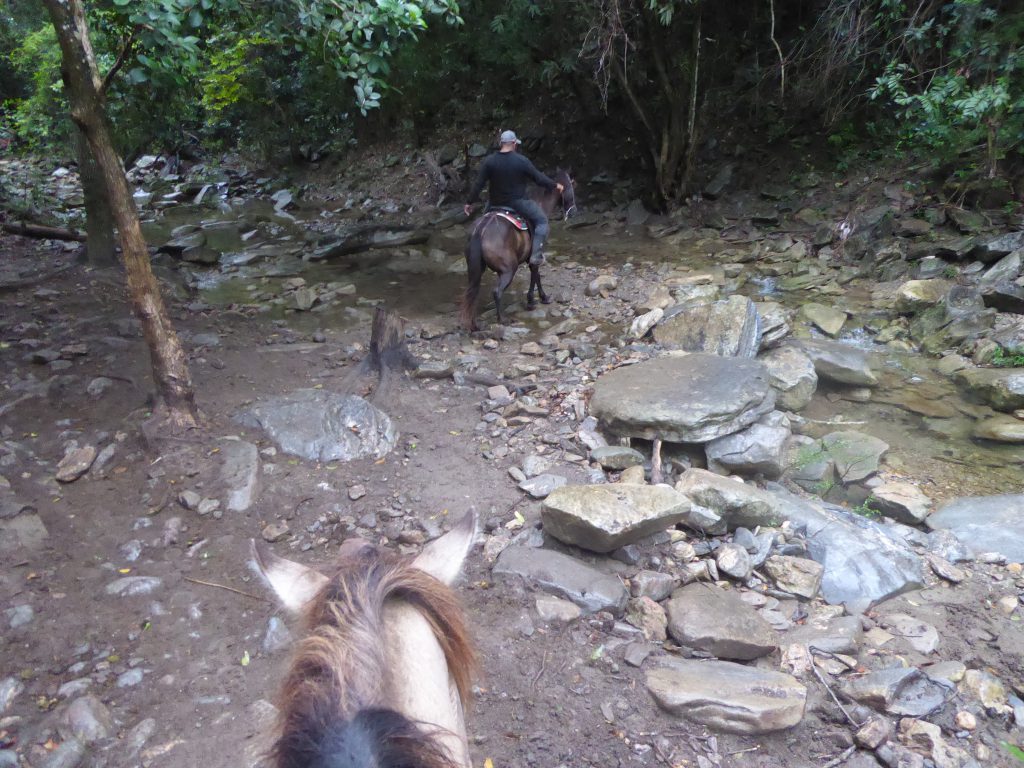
101, 26, 139, 95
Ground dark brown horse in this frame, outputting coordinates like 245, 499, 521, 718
460, 169, 577, 331
252, 510, 478, 768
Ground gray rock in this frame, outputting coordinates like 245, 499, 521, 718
519, 474, 567, 499
715, 543, 752, 580
955, 367, 1024, 412
38, 737, 86, 768
647, 659, 806, 734
628, 308, 663, 340
705, 411, 791, 478
972, 415, 1024, 442
704, 164, 734, 198
757, 302, 791, 348
769, 488, 924, 607
58, 679, 92, 698
674, 469, 788, 534
590, 446, 645, 470
117, 668, 144, 687
786, 615, 862, 654
631, 570, 677, 602
542, 484, 692, 553
655, 296, 761, 358
493, 546, 628, 615
0, 678, 24, 713
105, 576, 163, 597
56, 445, 97, 482
878, 613, 940, 654
927, 494, 1024, 561
586, 275, 618, 296
520, 455, 552, 477
894, 280, 951, 314
763, 556, 823, 599
869, 482, 932, 525
842, 667, 949, 717
219, 439, 260, 512
798, 339, 878, 387
822, 430, 888, 482
665, 583, 779, 660
972, 230, 1024, 263
178, 490, 201, 511
800, 302, 847, 336
759, 346, 817, 411
6, 604, 33, 628
262, 616, 294, 653
590, 354, 776, 444
0, 512, 49, 554
981, 282, 1024, 314
61, 695, 113, 743
412, 360, 454, 379
978, 249, 1022, 287
87, 377, 113, 397
534, 595, 581, 623
236, 390, 397, 462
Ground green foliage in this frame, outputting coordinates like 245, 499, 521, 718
942, 265, 959, 279
991, 348, 1024, 368
3, 24, 68, 151
851, 497, 881, 520
868, 0, 1024, 174
1004, 742, 1024, 762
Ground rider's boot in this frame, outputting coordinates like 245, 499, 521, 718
528, 235, 545, 267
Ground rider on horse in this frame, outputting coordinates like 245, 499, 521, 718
464, 130, 565, 266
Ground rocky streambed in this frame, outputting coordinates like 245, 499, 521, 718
2, 153, 1024, 767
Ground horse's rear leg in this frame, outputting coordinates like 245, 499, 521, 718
528, 264, 551, 307
493, 269, 516, 325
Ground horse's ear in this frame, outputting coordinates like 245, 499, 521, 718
250, 539, 329, 613
412, 509, 477, 586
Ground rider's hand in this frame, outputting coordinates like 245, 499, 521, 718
463, 204, 473, 217
556, 183, 565, 193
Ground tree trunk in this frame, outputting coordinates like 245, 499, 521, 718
368, 306, 417, 373
42, 0, 198, 429
74, 126, 117, 266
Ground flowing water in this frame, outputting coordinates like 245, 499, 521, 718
142, 201, 1024, 500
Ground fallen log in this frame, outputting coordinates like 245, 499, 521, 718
2, 218, 86, 242
309, 224, 429, 260
2, 221, 87, 242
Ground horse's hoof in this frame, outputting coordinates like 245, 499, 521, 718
541, 295, 552, 305
526, 300, 537, 310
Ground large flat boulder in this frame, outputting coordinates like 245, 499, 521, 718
493, 546, 628, 615
798, 339, 878, 387
647, 659, 806, 734
654, 296, 761, 357
665, 583, 779, 660
235, 389, 397, 462
759, 345, 818, 411
705, 411, 791, 478
927, 495, 1024, 561
542, 484, 692, 553
955, 367, 1024, 412
770, 488, 924, 608
822, 430, 889, 483
590, 354, 775, 443
674, 468, 788, 534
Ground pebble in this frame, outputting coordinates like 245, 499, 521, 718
348, 484, 366, 500
56, 445, 97, 482
954, 711, 977, 730
106, 576, 163, 597
535, 595, 581, 624
262, 616, 294, 653
996, 595, 1018, 614
117, 668, 144, 687
261, 521, 290, 542
0, 678, 24, 714
178, 490, 201, 510
197, 498, 220, 516
5, 604, 34, 629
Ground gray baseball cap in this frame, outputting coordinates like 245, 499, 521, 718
499, 130, 522, 145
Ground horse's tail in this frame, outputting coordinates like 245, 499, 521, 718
460, 223, 485, 330
272, 558, 475, 768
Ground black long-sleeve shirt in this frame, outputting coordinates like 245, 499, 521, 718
467, 151, 557, 206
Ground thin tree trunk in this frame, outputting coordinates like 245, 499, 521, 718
42, 0, 198, 429
74, 126, 117, 265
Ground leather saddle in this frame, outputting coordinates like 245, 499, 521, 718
487, 207, 530, 231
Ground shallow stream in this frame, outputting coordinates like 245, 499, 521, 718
142, 201, 1024, 500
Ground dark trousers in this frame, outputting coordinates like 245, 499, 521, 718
507, 198, 549, 257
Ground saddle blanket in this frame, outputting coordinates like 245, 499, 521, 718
490, 209, 529, 230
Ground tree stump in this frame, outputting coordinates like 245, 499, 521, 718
367, 306, 418, 375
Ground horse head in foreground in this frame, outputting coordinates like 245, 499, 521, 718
460, 168, 578, 331
251, 510, 478, 768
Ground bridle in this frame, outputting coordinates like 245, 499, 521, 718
559, 178, 577, 221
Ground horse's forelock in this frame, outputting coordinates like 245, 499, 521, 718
273, 549, 475, 768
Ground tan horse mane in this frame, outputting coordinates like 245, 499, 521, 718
272, 546, 477, 768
